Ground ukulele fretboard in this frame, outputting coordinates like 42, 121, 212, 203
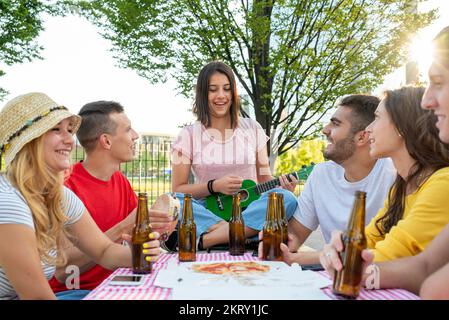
255, 172, 298, 194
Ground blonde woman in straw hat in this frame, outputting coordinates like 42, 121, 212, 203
0, 92, 161, 300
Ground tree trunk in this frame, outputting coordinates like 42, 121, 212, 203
252, 0, 274, 160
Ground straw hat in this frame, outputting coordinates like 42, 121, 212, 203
0, 92, 81, 169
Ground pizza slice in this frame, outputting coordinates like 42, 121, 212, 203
191, 261, 270, 275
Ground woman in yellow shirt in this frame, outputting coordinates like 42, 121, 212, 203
364, 167, 449, 261
322, 86, 449, 263
363, 86, 449, 261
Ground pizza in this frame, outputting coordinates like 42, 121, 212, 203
191, 261, 270, 275
228, 262, 270, 275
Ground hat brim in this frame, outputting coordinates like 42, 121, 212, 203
3, 109, 81, 169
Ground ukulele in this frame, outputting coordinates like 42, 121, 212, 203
205, 164, 314, 221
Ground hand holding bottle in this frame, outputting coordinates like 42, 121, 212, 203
320, 230, 374, 279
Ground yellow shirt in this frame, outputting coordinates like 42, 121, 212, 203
365, 167, 449, 262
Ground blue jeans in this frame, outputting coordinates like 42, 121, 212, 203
176, 188, 298, 239
55, 289, 91, 300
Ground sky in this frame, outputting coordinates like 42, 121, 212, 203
0, 14, 195, 136
1, 1, 448, 136
373, 0, 449, 96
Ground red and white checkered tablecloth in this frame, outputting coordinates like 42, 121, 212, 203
83, 252, 420, 300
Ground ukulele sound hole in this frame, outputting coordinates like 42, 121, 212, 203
238, 190, 249, 201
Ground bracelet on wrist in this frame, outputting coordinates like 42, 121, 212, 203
207, 179, 216, 195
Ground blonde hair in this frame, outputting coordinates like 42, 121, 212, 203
7, 135, 70, 266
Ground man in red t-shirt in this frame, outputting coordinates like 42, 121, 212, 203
49, 101, 166, 293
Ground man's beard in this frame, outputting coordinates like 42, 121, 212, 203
323, 133, 356, 164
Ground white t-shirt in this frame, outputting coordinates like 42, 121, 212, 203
293, 158, 396, 243
0, 174, 85, 300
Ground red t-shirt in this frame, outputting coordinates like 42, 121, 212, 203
49, 162, 137, 292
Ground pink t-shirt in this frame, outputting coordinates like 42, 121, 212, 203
172, 117, 269, 184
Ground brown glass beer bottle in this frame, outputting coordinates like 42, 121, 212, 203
132, 192, 153, 274
229, 193, 246, 256
333, 191, 367, 298
178, 194, 196, 262
262, 192, 282, 261
277, 193, 289, 246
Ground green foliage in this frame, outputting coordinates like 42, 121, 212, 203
0, 0, 52, 100
67, 0, 435, 163
274, 139, 325, 176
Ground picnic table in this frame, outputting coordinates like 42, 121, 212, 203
83, 252, 420, 300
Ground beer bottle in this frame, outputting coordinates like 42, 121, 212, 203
262, 192, 282, 261
178, 194, 196, 262
132, 192, 153, 274
229, 193, 246, 256
277, 193, 289, 246
333, 191, 367, 298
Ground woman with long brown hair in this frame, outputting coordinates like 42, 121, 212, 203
320, 85, 449, 264
169, 61, 299, 250
367, 86, 449, 258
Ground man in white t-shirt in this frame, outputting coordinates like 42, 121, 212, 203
280, 94, 396, 265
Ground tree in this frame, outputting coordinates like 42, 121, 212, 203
0, 0, 52, 100
67, 0, 435, 164
274, 138, 325, 176
274, 138, 325, 195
